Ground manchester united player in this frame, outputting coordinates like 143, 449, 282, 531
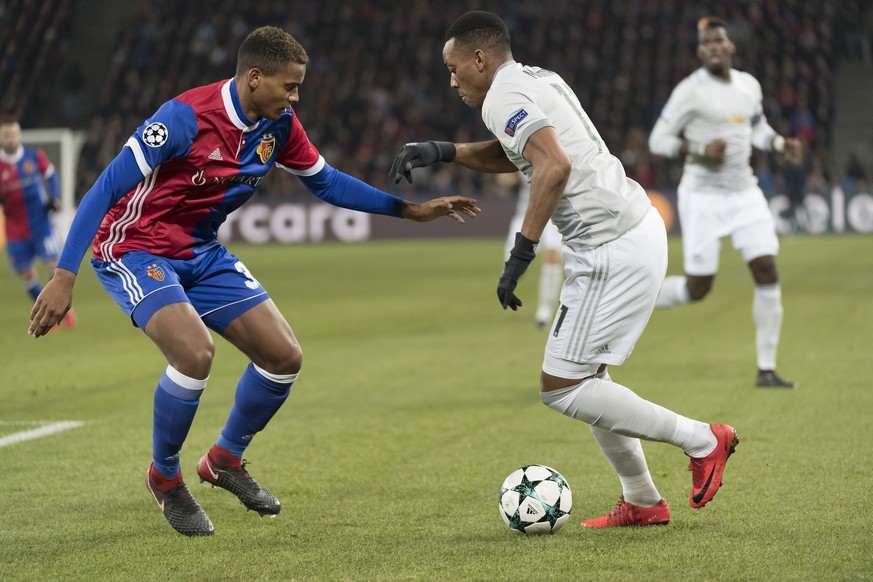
649, 17, 801, 388
390, 11, 738, 528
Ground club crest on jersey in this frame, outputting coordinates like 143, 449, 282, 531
142, 122, 169, 147
146, 263, 165, 282
256, 134, 276, 164
504, 108, 528, 137
23, 160, 35, 174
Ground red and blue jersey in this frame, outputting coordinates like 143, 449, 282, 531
59, 78, 403, 272
0, 145, 60, 242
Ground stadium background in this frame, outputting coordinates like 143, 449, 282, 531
3, 4, 873, 578
1, 0, 872, 242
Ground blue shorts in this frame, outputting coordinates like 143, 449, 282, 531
6, 230, 61, 272
92, 245, 270, 333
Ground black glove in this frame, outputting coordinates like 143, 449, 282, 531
45, 198, 59, 213
497, 232, 538, 311
389, 141, 456, 184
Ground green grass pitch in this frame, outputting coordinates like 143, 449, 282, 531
1, 234, 871, 580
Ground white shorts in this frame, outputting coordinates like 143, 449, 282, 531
678, 184, 779, 276
504, 216, 562, 259
542, 207, 667, 379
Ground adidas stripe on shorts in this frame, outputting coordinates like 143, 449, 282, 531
542, 207, 667, 379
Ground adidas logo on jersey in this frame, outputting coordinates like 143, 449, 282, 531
594, 344, 611, 355
208, 148, 224, 161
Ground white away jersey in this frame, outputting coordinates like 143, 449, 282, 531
649, 67, 777, 193
482, 61, 650, 248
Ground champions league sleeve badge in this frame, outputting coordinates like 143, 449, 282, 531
142, 122, 169, 147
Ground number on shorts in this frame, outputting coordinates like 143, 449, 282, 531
553, 303, 569, 337
234, 260, 260, 289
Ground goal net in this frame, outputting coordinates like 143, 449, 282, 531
21, 127, 86, 242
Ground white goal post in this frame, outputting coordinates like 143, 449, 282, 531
21, 127, 86, 241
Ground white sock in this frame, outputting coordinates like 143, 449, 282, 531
537, 263, 562, 319
590, 426, 662, 506
540, 376, 716, 456
655, 276, 690, 308
754, 284, 783, 371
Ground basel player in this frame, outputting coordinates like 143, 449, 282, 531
0, 116, 75, 328
649, 17, 801, 388
28, 26, 479, 537
390, 11, 738, 528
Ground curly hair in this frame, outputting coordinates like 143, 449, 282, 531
236, 26, 308, 76
445, 11, 511, 56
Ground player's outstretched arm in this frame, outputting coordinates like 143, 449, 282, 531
297, 161, 478, 223
27, 148, 147, 338
390, 139, 516, 183
454, 140, 518, 174
401, 196, 481, 223
29, 269, 75, 337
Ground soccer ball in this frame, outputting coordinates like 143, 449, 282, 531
498, 464, 572, 534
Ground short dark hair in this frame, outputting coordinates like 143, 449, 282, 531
236, 26, 308, 77
445, 11, 511, 56
0, 114, 19, 127
697, 16, 728, 32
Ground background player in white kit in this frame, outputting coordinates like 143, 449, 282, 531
649, 17, 802, 389
503, 172, 563, 330
390, 10, 739, 527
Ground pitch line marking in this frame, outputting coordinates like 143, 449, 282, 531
0, 420, 85, 448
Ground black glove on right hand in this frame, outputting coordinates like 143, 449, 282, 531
45, 198, 59, 213
497, 232, 538, 311
389, 141, 456, 184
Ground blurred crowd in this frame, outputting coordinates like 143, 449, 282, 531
2, 0, 867, 202
1, 0, 74, 124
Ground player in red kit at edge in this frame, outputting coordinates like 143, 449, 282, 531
0, 115, 76, 328
28, 26, 479, 537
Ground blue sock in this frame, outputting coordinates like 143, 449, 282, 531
25, 279, 42, 301
152, 368, 207, 478
216, 363, 294, 458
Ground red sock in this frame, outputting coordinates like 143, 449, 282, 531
148, 464, 182, 491
208, 445, 242, 469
